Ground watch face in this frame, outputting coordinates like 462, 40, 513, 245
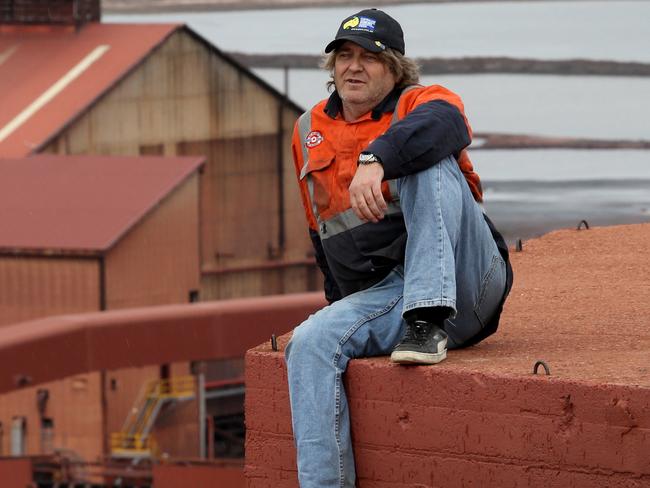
359, 153, 377, 164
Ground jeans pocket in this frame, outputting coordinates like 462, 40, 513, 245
474, 254, 506, 328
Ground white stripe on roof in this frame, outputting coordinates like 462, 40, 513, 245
0, 44, 110, 143
0, 45, 18, 67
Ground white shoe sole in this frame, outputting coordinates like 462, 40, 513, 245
390, 349, 447, 365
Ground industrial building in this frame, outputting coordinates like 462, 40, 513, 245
0, 155, 203, 326
0, 154, 204, 462
0, 0, 317, 302
0, 1, 318, 483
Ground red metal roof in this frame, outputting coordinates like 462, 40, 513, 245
0, 154, 204, 253
0, 23, 179, 157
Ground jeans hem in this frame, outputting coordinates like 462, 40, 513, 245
403, 299, 457, 318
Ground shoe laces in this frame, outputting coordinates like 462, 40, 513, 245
403, 321, 433, 344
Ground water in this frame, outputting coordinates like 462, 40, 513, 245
105, 1, 650, 61
475, 150, 650, 242
253, 69, 650, 140
484, 178, 650, 242
473, 149, 650, 181
421, 74, 650, 141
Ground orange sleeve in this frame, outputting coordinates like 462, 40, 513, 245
291, 121, 319, 231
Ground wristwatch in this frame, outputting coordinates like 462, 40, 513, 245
357, 152, 382, 166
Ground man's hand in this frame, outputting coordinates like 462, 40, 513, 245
349, 163, 387, 223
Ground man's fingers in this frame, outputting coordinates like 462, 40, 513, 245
364, 191, 384, 220
354, 197, 375, 222
348, 164, 387, 222
353, 192, 385, 222
371, 184, 388, 211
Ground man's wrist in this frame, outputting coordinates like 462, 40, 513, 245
357, 152, 383, 166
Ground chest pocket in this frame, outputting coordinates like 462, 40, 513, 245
300, 155, 335, 220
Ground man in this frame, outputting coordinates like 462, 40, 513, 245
286, 8, 513, 487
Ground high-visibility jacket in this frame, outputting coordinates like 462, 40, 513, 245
292, 85, 512, 344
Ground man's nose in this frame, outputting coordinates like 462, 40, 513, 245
349, 56, 363, 71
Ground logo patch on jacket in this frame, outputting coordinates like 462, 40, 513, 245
305, 130, 324, 148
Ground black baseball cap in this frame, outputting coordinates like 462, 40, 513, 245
325, 9, 405, 55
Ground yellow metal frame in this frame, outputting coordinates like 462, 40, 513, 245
110, 375, 195, 457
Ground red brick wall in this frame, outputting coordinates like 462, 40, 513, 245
153, 463, 244, 488
245, 342, 650, 488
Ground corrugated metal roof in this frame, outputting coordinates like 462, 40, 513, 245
0, 154, 204, 254
0, 23, 179, 157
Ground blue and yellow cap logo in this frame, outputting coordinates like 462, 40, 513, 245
342, 15, 376, 32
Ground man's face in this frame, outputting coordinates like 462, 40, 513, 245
333, 41, 396, 113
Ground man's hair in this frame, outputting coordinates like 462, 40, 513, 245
322, 47, 420, 92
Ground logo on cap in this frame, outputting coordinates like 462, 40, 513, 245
343, 16, 376, 32
343, 16, 360, 30
357, 16, 376, 31
305, 130, 324, 148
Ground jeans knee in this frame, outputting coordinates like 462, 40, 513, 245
285, 317, 328, 365
398, 156, 462, 198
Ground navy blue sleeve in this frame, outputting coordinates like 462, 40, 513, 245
309, 228, 342, 304
366, 99, 471, 180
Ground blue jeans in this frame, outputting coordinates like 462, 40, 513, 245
285, 156, 507, 487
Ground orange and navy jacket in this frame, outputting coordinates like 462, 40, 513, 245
292, 85, 512, 342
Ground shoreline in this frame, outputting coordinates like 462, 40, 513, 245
232, 53, 650, 78
471, 133, 650, 151
482, 179, 650, 245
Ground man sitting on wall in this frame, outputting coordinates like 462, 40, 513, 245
285, 8, 513, 487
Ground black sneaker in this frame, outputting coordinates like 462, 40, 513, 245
390, 320, 448, 364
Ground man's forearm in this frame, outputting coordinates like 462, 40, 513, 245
367, 99, 471, 180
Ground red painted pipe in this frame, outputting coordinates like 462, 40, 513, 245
0, 293, 325, 394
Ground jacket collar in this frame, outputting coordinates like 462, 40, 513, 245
323, 86, 403, 121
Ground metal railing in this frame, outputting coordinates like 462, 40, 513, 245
111, 376, 196, 457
